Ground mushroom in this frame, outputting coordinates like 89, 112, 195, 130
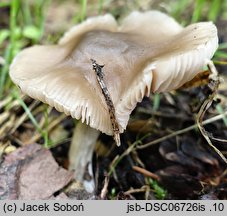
9, 11, 218, 192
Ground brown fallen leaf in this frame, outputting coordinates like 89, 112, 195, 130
0, 143, 73, 200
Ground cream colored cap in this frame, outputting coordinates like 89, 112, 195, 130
10, 11, 218, 135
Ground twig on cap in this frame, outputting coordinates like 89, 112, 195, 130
91, 59, 121, 146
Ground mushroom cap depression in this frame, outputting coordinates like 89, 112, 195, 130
10, 11, 218, 136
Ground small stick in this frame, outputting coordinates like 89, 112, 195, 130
100, 175, 109, 199
196, 60, 227, 164
132, 166, 159, 180
91, 59, 121, 146
137, 111, 227, 149
125, 186, 148, 195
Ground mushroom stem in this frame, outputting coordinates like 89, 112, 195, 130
68, 121, 100, 193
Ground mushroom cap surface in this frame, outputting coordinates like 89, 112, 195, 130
10, 11, 218, 135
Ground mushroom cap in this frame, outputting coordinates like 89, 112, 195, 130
10, 11, 218, 135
